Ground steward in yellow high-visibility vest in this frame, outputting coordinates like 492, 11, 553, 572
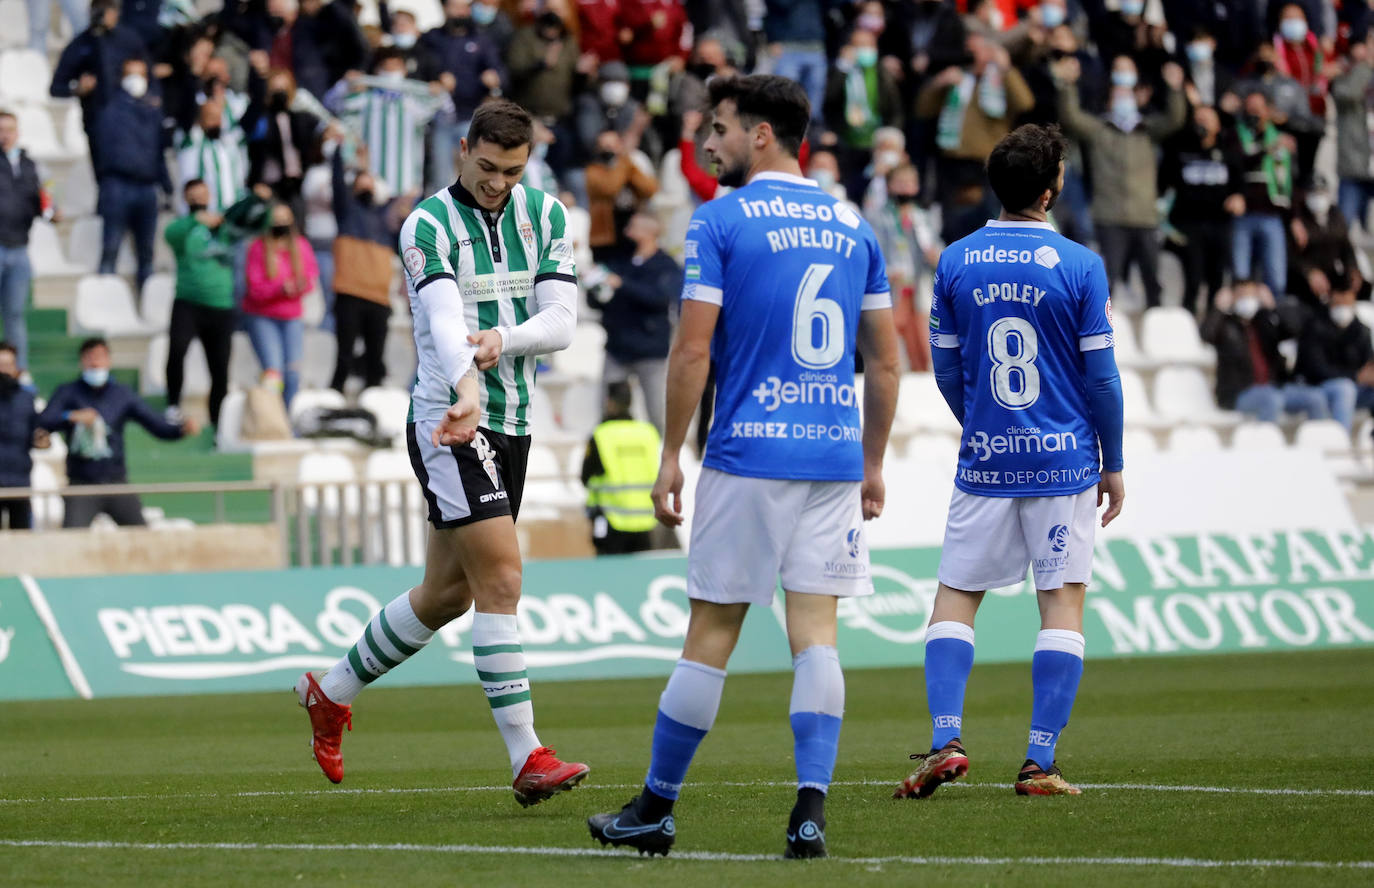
581, 382, 661, 555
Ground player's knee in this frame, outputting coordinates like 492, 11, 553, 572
473, 563, 523, 610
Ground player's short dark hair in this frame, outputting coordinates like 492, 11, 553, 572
467, 99, 534, 151
707, 74, 810, 158
78, 336, 108, 357
986, 124, 1067, 215
183, 177, 206, 196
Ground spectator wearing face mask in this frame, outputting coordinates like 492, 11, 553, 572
1181, 28, 1234, 108
93, 56, 172, 296
584, 128, 658, 261
1054, 54, 1186, 309
419, 0, 507, 189
1200, 280, 1308, 424
576, 62, 660, 166
1270, 3, 1330, 188
328, 143, 403, 393
508, 10, 581, 123
49, 0, 147, 170
1290, 288, 1370, 431
37, 338, 200, 528
246, 67, 325, 218
1160, 103, 1241, 315
244, 202, 318, 407
866, 163, 940, 372
470, 0, 515, 54
824, 22, 902, 202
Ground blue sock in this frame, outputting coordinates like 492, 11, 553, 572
789, 645, 845, 792
1026, 629, 1086, 771
643, 659, 725, 801
924, 621, 975, 750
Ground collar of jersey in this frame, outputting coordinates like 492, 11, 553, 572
750, 171, 818, 187
985, 219, 1055, 230
449, 179, 509, 215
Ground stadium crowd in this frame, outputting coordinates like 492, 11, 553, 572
5, 0, 1374, 529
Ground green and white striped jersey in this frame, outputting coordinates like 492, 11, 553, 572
336, 81, 444, 195
400, 182, 577, 436
175, 126, 247, 213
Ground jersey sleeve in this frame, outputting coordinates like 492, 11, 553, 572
399, 206, 454, 291
928, 252, 959, 349
536, 196, 578, 285
681, 206, 724, 306
862, 227, 892, 310
1077, 254, 1115, 352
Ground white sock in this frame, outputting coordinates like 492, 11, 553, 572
472, 611, 541, 775
319, 589, 434, 705
658, 658, 727, 730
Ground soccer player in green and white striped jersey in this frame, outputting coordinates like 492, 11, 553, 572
295, 99, 589, 808
327, 48, 446, 196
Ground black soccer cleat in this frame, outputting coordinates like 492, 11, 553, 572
588, 798, 676, 857
783, 817, 827, 859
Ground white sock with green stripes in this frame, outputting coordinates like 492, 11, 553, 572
472, 611, 542, 776
319, 590, 434, 705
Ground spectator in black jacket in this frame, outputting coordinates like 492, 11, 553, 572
0, 342, 47, 530
1290, 288, 1370, 431
592, 212, 680, 432
0, 111, 46, 374
1200, 280, 1298, 423
49, 0, 148, 169
246, 67, 325, 218
420, 1, 506, 189
37, 338, 200, 527
1161, 103, 1240, 314
1286, 184, 1366, 310
94, 57, 172, 294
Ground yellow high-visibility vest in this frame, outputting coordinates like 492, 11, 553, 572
586, 419, 661, 533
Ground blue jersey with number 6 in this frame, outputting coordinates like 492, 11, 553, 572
681, 172, 891, 481
930, 220, 1114, 497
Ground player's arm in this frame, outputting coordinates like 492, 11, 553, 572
928, 259, 966, 422
469, 199, 578, 368
856, 233, 900, 521
653, 298, 718, 527
1079, 257, 1125, 526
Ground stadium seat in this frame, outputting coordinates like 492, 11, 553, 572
296, 449, 361, 516
29, 461, 62, 529
215, 390, 246, 450
555, 323, 607, 380
27, 219, 84, 277
1230, 421, 1287, 451
140, 272, 175, 328
1121, 427, 1159, 458
1165, 424, 1223, 453
1140, 306, 1216, 367
1107, 311, 1154, 370
1118, 368, 1168, 429
300, 328, 337, 389
67, 216, 137, 275
141, 333, 209, 397
559, 379, 603, 438
13, 102, 68, 161
1293, 419, 1352, 453
73, 274, 157, 337
1151, 366, 1241, 427
894, 371, 962, 435
61, 102, 87, 158
358, 386, 411, 444
288, 388, 347, 424
363, 448, 425, 566
0, 1, 29, 49
58, 160, 97, 216
0, 50, 53, 104
228, 331, 262, 389
525, 444, 583, 509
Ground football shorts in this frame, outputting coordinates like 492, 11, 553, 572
937, 487, 1097, 591
407, 422, 531, 528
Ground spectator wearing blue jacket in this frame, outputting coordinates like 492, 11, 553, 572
49, 0, 148, 170
94, 56, 173, 294
0, 342, 47, 530
419, 0, 506, 189
37, 338, 199, 528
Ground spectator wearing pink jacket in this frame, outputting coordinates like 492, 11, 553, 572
243, 203, 318, 407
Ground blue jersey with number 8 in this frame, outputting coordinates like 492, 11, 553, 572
930, 220, 1114, 497
681, 173, 891, 481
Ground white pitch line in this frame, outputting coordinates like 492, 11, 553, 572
2, 779, 1372, 806
0, 839, 1371, 870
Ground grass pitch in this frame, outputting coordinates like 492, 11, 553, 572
2, 649, 1372, 887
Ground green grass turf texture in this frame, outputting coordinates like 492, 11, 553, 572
1, 649, 1371, 887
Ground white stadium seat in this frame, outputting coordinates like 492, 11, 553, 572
67, 216, 104, 271
296, 449, 360, 515
58, 159, 97, 216
1140, 306, 1216, 367
1108, 310, 1154, 370
1166, 425, 1224, 454
1121, 427, 1159, 458
358, 386, 411, 443
1152, 366, 1241, 427
29, 461, 62, 529
73, 274, 156, 337
0, 50, 53, 104
288, 387, 346, 424
61, 102, 87, 157
13, 102, 68, 161
0, 1, 30, 49
142, 332, 210, 397
1293, 419, 1352, 453
1230, 421, 1287, 451
1118, 368, 1169, 429
555, 323, 607, 380
27, 220, 84, 277
140, 272, 175, 329
363, 448, 425, 566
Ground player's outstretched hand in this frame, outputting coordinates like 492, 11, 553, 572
467, 329, 503, 371
432, 395, 480, 447
652, 456, 685, 527
861, 472, 885, 520
1098, 471, 1125, 527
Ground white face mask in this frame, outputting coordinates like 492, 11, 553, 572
600, 82, 630, 107
1280, 18, 1308, 43
1111, 70, 1137, 88
81, 367, 110, 388
1040, 3, 1065, 28
1120, 0, 1144, 16
874, 150, 902, 170
122, 74, 148, 99
392, 31, 417, 49
1307, 194, 1331, 217
1331, 305, 1357, 328
811, 169, 836, 191
1233, 296, 1260, 320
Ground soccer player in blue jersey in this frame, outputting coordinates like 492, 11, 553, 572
586, 75, 901, 858
892, 124, 1125, 800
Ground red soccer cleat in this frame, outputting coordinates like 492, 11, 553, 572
893, 739, 970, 799
295, 672, 352, 784
512, 746, 590, 807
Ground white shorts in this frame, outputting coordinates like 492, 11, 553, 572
938, 487, 1097, 591
687, 467, 873, 605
